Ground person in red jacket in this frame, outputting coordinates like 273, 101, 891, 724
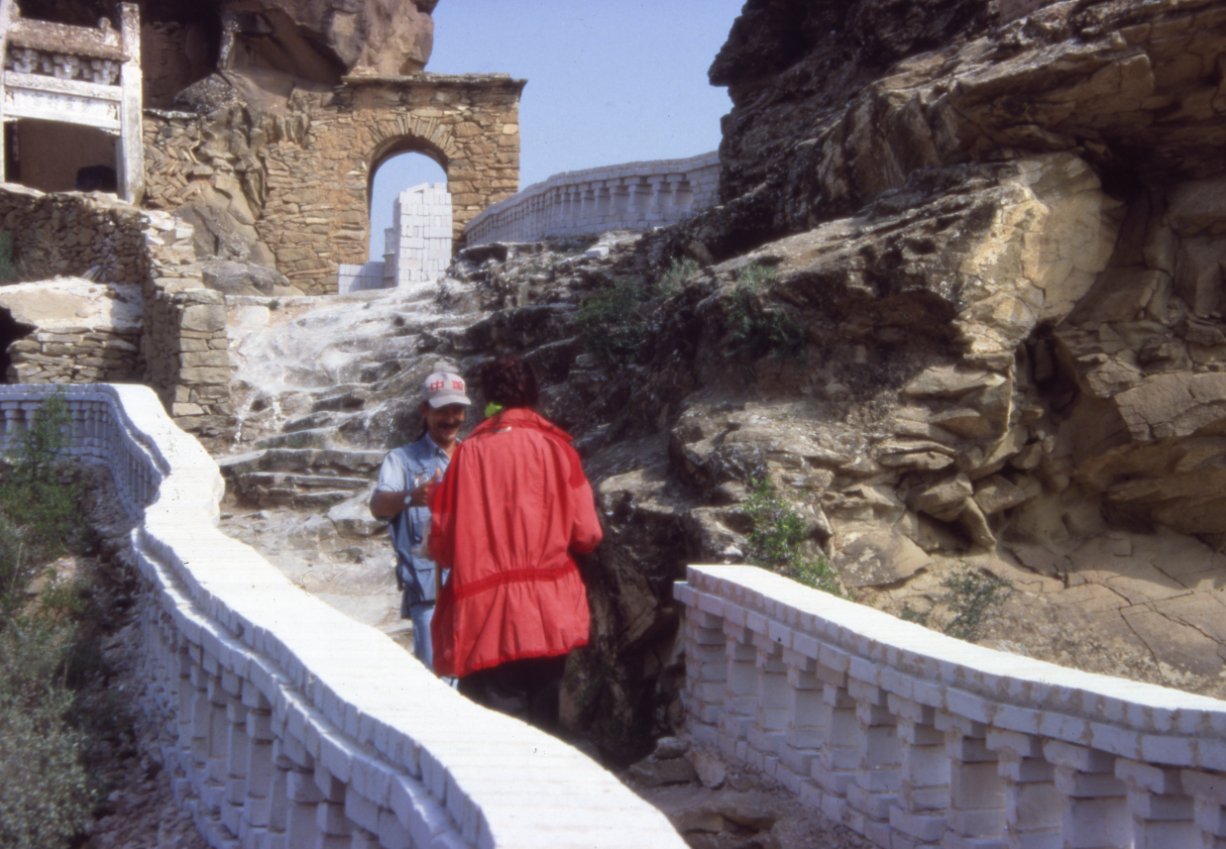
428, 355, 603, 727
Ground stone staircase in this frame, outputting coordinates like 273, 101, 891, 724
213, 279, 484, 633
218, 446, 384, 509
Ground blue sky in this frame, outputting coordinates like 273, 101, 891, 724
367, 0, 745, 258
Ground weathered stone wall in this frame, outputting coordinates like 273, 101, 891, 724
0, 186, 232, 440
143, 73, 524, 295
0, 280, 143, 384
139, 210, 234, 440
0, 183, 149, 283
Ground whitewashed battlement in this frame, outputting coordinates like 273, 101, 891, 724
463, 151, 719, 247
0, 384, 686, 849
676, 564, 1226, 849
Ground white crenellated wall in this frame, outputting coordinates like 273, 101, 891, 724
339, 183, 453, 294
0, 384, 687, 849
386, 183, 453, 289
463, 152, 719, 247
675, 564, 1226, 849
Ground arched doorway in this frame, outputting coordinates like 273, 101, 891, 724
337, 146, 452, 293
369, 150, 448, 261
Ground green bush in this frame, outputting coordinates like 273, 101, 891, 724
744, 478, 841, 595
0, 617, 95, 849
0, 392, 83, 569
900, 565, 1012, 642
0, 393, 100, 849
725, 263, 804, 359
939, 566, 1012, 641
735, 262, 777, 292
574, 275, 650, 366
657, 257, 699, 295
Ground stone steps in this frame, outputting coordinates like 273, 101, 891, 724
226, 470, 371, 508
219, 447, 385, 508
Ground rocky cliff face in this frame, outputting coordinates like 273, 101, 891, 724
419, 0, 1226, 760
17, 0, 434, 79
682, 0, 1226, 558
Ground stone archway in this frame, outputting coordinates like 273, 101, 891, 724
233, 74, 523, 294
365, 115, 460, 248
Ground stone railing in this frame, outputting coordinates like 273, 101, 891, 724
676, 563, 1226, 849
0, 384, 686, 849
463, 151, 719, 247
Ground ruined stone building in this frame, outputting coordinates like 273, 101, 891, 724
0, 0, 523, 436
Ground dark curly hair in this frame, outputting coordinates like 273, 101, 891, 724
480, 355, 539, 409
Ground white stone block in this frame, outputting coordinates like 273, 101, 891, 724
341, 783, 381, 835
1141, 734, 1197, 766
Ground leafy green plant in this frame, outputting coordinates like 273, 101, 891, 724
0, 613, 95, 849
574, 275, 650, 366
736, 261, 777, 292
0, 392, 83, 571
657, 257, 699, 295
744, 477, 841, 595
899, 566, 1012, 642
725, 263, 804, 359
938, 566, 1012, 641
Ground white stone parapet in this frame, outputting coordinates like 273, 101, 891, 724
463, 151, 720, 247
389, 183, 453, 289
675, 564, 1226, 849
0, 384, 687, 849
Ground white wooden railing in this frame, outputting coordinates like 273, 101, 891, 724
463, 152, 719, 246
676, 564, 1226, 849
0, 384, 686, 849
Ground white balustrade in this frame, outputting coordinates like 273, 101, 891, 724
675, 564, 1226, 849
0, 383, 686, 849
463, 152, 720, 247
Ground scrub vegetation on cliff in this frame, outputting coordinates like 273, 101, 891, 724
0, 396, 132, 849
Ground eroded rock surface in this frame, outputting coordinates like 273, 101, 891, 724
125, 0, 1226, 768
424, 0, 1226, 758
17, 0, 435, 79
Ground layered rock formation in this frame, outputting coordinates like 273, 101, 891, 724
16, 0, 435, 80
413, 0, 1226, 758
673, 0, 1226, 563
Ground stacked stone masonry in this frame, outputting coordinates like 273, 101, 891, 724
386, 182, 453, 288
0, 185, 233, 438
676, 564, 1226, 849
338, 182, 453, 293
463, 151, 720, 246
0, 383, 688, 849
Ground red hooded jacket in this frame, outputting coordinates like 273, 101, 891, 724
428, 408, 603, 678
